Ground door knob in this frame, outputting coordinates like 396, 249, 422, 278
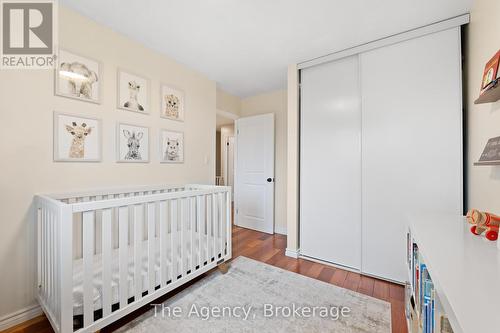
267, 178, 274, 183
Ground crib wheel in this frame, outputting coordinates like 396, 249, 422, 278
471, 226, 479, 235
486, 230, 498, 241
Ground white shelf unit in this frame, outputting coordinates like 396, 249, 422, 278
406, 214, 500, 333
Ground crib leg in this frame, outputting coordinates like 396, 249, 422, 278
217, 262, 230, 274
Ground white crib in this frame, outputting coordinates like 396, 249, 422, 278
35, 184, 232, 333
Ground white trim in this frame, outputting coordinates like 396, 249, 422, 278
217, 109, 239, 120
285, 248, 299, 258
300, 255, 405, 285
299, 254, 361, 274
275, 225, 287, 235
298, 14, 469, 69
0, 304, 43, 331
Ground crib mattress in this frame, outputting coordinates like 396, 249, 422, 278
72, 234, 224, 315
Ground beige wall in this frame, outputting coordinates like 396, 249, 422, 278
466, 0, 500, 212
0, 6, 216, 321
241, 90, 288, 234
216, 89, 241, 116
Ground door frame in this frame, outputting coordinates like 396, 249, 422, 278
223, 136, 235, 196
234, 113, 275, 233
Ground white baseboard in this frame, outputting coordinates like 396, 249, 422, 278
0, 304, 43, 331
285, 248, 300, 258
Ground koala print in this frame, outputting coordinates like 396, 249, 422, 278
164, 138, 180, 161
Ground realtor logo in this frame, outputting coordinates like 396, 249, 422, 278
1, 0, 57, 69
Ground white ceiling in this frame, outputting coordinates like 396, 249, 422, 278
61, 0, 471, 97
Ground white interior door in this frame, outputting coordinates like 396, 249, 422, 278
235, 114, 275, 234
300, 55, 362, 270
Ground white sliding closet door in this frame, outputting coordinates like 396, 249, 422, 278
300, 55, 362, 270
360, 28, 463, 282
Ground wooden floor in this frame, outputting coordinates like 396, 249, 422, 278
231, 226, 407, 333
4, 225, 407, 333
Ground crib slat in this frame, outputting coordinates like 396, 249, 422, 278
226, 191, 232, 257
49, 211, 56, 312
95, 197, 103, 255
179, 199, 184, 276
196, 196, 202, 269
134, 204, 143, 301
119, 206, 129, 308
219, 193, 224, 259
159, 201, 167, 286
190, 197, 195, 273
212, 193, 217, 261
171, 199, 178, 281
47, 210, 52, 304
102, 208, 112, 317
147, 202, 155, 294
50, 211, 55, 308
54, 210, 60, 318
37, 208, 41, 297
207, 195, 211, 264
42, 209, 46, 300
82, 211, 95, 327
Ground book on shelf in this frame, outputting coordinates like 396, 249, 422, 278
407, 235, 440, 333
481, 50, 500, 91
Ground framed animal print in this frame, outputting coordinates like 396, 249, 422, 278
117, 69, 150, 114
55, 49, 101, 104
160, 129, 184, 163
117, 123, 150, 163
160, 84, 185, 121
53, 112, 101, 162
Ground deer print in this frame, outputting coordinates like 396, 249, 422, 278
164, 94, 180, 119
123, 130, 143, 160
65, 122, 92, 158
164, 138, 180, 161
123, 81, 144, 111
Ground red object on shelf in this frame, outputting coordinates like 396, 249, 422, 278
466, 209, 500, 241
486, 230, 498, 241
481, 50, 500, 91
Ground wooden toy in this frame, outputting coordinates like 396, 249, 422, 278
466, 209, 500, 241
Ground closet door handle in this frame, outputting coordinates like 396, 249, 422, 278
267, 178, 274, 183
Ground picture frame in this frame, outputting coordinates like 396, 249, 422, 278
55, 49, 102, 104
160, 84, 185, 121
117, 69, 151, 114
53, 111, 102, 162
159, 129, 184, 163
116, 123, 150, 163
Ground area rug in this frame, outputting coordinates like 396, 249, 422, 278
116, 256, 391, 333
